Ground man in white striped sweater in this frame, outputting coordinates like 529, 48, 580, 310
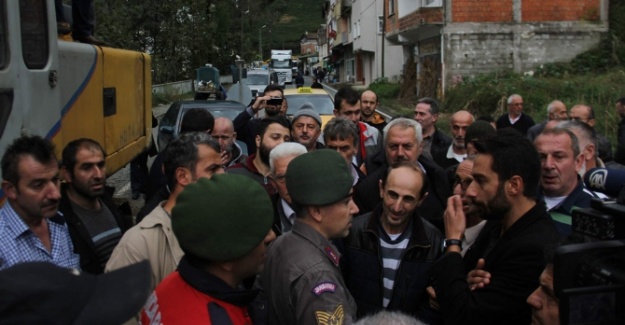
338, 161, 443, 323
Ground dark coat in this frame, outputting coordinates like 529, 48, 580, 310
337, 204, 442, 320
233, 108, 262, 154
614, 118, 625, 165
496, 113, 535, 136
429, 128, 452, 158
354, 154, 451, 232
59, 184, 133, 274
429, 203, 560, 325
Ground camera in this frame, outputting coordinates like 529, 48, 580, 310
266, 97, 283, 106
553, 195, 625, 325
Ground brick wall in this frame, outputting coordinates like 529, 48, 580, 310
452, 0, 513, 22
398, 8, 443, 31
522, 0, 600, 21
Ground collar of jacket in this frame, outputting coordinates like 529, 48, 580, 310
177, 256, 260, 307
364, 204, 431, 248
537, 177, 585, 214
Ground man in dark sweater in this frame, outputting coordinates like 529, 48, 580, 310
496, 94, 535, 135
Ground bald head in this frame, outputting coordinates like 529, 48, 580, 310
211, 117, 236, 152
570, 104, 595, 127
450, 110, 475, 151
547, 100, 567, 121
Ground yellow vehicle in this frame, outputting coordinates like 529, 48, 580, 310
284, 87, 334, 127
0, 1, 151, 190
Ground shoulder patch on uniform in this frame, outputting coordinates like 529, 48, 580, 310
315, 304, 344, 325
312, 282, 337, 296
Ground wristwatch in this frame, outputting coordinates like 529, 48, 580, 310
443, 239, 463, 250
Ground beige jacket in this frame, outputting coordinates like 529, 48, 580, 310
105, 203, 184, 290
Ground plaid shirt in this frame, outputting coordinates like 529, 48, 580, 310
0, 202, 80, 270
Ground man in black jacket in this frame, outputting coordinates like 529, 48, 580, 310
429, 129, 560, 325
354, 118, 451, 231
59, 139, 132, 274
339, 162, 442, 322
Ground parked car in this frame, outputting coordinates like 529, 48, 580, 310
243, 69, 281, 97
284, 87, 334, 127
158, 100, 247, 154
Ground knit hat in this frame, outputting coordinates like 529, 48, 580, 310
465, 120, 496, 147
293, 102, 322, 126
172, 174, 274, 261
286, 149, 353, 206
0, 261, 151, 324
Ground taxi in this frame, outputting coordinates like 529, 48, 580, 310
284, 87, 334, 127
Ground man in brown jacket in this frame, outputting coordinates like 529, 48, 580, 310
105, 133, 223, 289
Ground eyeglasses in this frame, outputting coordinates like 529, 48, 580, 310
453, 176, 473, 191
270, 174, 287, 183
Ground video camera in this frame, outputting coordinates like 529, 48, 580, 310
553, 167, 625, 325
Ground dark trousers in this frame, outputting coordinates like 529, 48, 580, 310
72, 0, 95, 38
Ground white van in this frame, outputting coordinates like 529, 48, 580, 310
243, 69, 281, 97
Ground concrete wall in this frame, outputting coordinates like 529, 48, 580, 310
152, 75, 233, 94
442, 21, 608, 87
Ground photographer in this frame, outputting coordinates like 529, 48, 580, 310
233, 84, 285, 153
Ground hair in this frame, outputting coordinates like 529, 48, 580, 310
547, 100, 564, 115
507, 94, 522, 104
334, 86, 360, 111
476, 115, 495, 124
258, 115, 291, 139
617, 97, 625, 106
162, 132, 220, 191
323, 117, 359, 147
262, 83, 284, 96
61, 138, 106, 176
382, 161, 429, 199
557, 120, 596, 158
416, 97, 440, 114
474, 128, 541, 198
269, 142, 307, 175
2, 135, 57, 185
383, 117, 423, 145
353, 310, 426, 325
181, 108, 215, 134
538, 126, 581, 158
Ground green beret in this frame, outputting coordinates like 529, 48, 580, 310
286, 149, 353, 206
172, 174, 273, 261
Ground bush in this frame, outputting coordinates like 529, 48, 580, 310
368, 78, 401, 100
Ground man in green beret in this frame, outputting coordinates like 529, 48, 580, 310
141, 174, 276, 324
259, 149, 359, 325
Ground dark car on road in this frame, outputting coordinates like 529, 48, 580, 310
157, 100, 247, 153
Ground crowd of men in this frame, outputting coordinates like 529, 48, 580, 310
1, 84, 624, 324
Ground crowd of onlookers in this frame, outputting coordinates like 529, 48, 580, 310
1, 83, 624, 324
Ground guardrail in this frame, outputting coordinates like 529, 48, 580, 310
152, 75, 234, 94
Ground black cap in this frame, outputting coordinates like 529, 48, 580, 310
0, 261, 151, 325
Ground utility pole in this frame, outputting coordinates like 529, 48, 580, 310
259, 25, 266, 61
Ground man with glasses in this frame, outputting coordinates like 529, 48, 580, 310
268, 143, 307, 235
496, 94, 535, 135
568, 104, 613, 168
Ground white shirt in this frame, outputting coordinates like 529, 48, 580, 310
446, 145, 467, 163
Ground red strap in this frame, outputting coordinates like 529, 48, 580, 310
358, 122, 367, 161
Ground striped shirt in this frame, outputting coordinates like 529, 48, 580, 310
379, 224, 412, 307
0, 202, 80, 270
71, 199, 122, 268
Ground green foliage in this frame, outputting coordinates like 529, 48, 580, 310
94, 0, 324, 84
443, 69, 625, 145
368, 78, 401, 100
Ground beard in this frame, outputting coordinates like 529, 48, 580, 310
472, 183, 511, 221
259, 142, 271, 165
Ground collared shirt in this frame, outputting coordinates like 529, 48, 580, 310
351, 163, 360, 186
508, 114, 521, 125
0, 202, 80, 270
446, 145, 467, 163
461, 220, 486, 257
281, 198, 296, 228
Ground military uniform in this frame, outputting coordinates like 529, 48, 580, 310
260, 221, 356, 325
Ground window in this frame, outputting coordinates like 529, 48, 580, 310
19, 0, 49, 69
424, 0, 442, 7
388, 0, 395, 16
378, 16, 384, 34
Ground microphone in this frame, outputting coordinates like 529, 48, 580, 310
583, 168, 625, 198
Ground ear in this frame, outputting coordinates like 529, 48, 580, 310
2, 180, 17, 200
583, 144, 595, 162
176, 167, 192, 187
574, 152, 585, 172
432, 113, 439, 123
378, 179, 384, 199
60, 166, 72, 183
333, 109, 339, 117
588, 119, 596, 128
232, 132, 237, 141
417, 192, 429, 206
506, 175, 524, 196
255, 134, 261, 150
307, 205, 323, 223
